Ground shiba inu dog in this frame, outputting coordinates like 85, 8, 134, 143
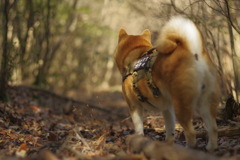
114, 16, 220, 151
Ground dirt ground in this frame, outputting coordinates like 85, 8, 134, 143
0, 86, 240, 159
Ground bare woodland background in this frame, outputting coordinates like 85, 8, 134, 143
0, 0, 240, 102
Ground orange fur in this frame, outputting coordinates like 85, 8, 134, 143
114, 17, 220, 151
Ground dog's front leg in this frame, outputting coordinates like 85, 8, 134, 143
130, 106, 144, 135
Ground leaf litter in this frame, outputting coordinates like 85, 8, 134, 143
0, 86, 239, 159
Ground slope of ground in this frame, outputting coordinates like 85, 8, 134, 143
0, 86, 239, 160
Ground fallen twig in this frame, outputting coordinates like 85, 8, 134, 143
74, 129, 92, 151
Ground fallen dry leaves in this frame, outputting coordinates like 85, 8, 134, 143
0, 86, 239, 160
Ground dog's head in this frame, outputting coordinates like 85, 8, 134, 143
114, 29, 152, 75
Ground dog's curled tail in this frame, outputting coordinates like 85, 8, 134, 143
156, 16, 203, 55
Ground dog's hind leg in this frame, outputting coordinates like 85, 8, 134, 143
174, 100, 196, 148
198, 95, 218, 151
162, 107, 175, 143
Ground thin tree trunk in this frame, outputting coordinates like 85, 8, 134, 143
34, 0, 78, 86
0, 0, 10, 101
45, 0, 78, 71
226, 0, 239, 102
34, 0, 51, 86
17, 0, 34, 80
99, 0, 116, 88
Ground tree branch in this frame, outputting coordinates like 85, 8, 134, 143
224, 0, 240, 34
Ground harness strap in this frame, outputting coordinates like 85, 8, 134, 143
122, 73, 132, 82
122, 47, 160, 104
146, 68, 160, 97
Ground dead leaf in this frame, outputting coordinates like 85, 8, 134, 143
16, 143, 28, 158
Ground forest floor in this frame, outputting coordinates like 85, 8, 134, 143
0, 86, 240, 160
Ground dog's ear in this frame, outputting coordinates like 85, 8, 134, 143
119, 28, 128, 42
141, 29, 151, 42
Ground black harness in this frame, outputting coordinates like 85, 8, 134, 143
122, 48, 160, 103
133, 47, 156, 71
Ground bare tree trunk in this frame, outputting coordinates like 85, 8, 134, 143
14, 0, 34, 80
34, 0, 78, 87
0, 0, 10, 101
45, 0, 78, 71
34, 0, 51, 86
225, 0, 239, 102
228, 25, 240, 102
99, 0, 115, 89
